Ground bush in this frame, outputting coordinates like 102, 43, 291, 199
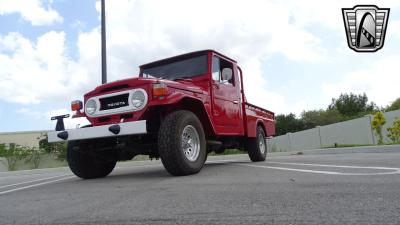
387, 117, 400, 143
0, 144, 30, 170
0, 142, 58, 170
39, 135, 67, 161
24, 147, 46, 169
372, 111, 386, 145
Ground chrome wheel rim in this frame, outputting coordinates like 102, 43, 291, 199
181, 125, 200, 162
259, 132, 266, 154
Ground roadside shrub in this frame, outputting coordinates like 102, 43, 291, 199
371, 111, 386, 145
387, 117, 400, 143
0, 144, 29, 171
39, 135, 67, 161
0, 143, 49, 170
24, 147, 46, 169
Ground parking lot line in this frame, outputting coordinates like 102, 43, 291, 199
242, 162, 400, 176
0, 173, 71, 189
267, 161, 400, 170
0, 176, 75, 196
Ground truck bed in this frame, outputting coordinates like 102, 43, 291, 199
245, 102, 275, 137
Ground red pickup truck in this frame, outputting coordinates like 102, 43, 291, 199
48, 50, 275, 179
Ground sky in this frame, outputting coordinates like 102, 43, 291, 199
0, 0, 400, 132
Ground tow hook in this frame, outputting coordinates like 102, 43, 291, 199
51, 114, 70, 131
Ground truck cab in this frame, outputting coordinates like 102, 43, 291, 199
48, 50, 275, 179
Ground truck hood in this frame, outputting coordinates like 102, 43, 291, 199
85, 77, 204, 97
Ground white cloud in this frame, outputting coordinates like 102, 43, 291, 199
0, 0, 63, 26
0, 31, 92, 104
0, 0, 328, 116
5, 0, 400, 123
323, 55, 400, 107
92, 0, 329, 113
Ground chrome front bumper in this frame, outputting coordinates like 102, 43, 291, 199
47, 120, 147, 143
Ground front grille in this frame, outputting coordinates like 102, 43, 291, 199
99, 93, 129, 110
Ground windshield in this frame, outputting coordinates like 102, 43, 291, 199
140, 54, 208, 80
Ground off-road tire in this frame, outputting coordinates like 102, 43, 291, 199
158, 110, 207, 176
246, 126, 267, 162
67, 140, 116, 179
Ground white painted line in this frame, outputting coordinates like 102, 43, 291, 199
267, 161, 400, 170
0, 176, 75, 196
0, 174, 71, 189
242, 163, 400, 176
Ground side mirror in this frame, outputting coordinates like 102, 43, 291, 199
221, 68, 232, 83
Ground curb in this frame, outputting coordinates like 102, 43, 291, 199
270, 144, 400, 156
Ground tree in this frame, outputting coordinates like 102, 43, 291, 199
275, 113, 305, 136
386, 98, 400, 111
300, 109, 343, 129
329, 93, 376, 118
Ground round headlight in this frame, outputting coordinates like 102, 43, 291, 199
131, 89, 147, 109
85, 99, 97, 115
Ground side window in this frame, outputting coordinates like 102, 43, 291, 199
211, 56, 234, 85
212, 56, 220, 81
220, 58, 234, 85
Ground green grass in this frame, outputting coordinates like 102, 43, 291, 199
324, 142, 400, 148
324, 144, 372, 148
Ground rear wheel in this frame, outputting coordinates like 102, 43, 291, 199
246, 126, 267, 162
67, 140, 117, 179
158, 110, 207, 176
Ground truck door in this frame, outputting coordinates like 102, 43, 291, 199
211, 56, 244, 135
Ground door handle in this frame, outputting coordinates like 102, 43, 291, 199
233, 100, 238, 104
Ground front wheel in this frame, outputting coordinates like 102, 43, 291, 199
67, 140, 117, 179
158, 110, 207, 176
246, 126, 267, 162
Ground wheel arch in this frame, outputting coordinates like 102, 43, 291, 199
256, 120, 267, 136
172, 97, 216, 137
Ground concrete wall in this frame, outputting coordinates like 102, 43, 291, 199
268, 134, 291, 152
290, 128, 321, 150
267, 109, 400, 152
320, 116, 375, 147
0, 130, 49, 148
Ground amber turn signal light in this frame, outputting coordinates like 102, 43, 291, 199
153, 83, 168, 97
71, 100, 83, 111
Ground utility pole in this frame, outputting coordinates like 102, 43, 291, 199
101, 0, 107, 84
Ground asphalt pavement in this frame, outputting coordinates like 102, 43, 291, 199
1, 152, 400, 225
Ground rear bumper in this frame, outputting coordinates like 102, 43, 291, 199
47, 120, 147, 143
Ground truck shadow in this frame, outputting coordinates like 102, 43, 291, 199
100, 160, 250, 181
